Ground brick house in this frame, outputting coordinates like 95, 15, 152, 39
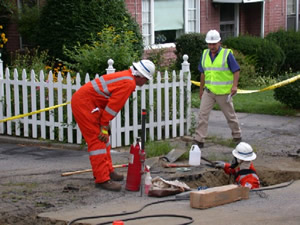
4, 0, 300, 56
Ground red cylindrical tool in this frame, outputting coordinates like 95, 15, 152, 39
125, 137, 142, 191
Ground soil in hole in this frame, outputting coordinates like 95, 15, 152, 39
182, 168, 300, 189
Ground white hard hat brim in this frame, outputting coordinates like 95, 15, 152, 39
232, 149, 257, 161
205, 38, 221, 44
132, 62, 151, 80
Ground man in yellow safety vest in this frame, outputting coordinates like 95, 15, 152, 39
193, 30, 242, 148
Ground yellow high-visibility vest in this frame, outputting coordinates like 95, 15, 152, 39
201, 48, 233, 95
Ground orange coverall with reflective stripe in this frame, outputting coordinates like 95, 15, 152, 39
71, 70, 136, 183
224, 162, 260, 189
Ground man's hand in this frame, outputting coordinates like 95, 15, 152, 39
98, 125, 110, 143
214, 161, 225, 169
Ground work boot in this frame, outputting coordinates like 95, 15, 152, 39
193, 140, 204, 148
233, 138, 242, 144
95, 180, 121, 192
110, 171, 124, 181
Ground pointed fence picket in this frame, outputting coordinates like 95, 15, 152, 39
0, 56, 191, 148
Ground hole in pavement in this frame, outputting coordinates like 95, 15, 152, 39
178, 169, 300, 189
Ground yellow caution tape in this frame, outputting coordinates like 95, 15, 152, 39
0, 101, 70, 123
2, 74, 300, 123
191, 74, 300, 94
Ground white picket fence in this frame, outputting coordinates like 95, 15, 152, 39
0, 55, 191, 148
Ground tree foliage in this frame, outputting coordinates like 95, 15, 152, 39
36, 0, 143, 60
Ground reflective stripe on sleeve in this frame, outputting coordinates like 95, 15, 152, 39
89, 148, 107, 156
105, 106, 117, 117
105, 76, 134, 85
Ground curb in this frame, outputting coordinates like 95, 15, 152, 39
0, 135, 87, 151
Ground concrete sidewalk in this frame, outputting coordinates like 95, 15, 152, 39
39, 180, 300, 225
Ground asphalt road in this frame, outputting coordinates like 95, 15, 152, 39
0, 110, 300, 224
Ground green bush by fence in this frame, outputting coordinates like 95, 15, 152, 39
266, 30, 300, 73
274, 72, 300, 109
175, 33, 206, 84
223, 35, 285, 77
36, 0, 143, 61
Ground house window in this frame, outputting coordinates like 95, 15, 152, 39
187, 0, 198, 33
220, 4, 235, 40
287, 0, 297, 30
142, 0, 199, 47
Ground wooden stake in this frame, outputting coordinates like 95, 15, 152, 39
61, 164, 128, 177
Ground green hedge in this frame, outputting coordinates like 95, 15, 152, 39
274, 72, 300, 109
175, 33, 206, 83
37, 0, 143, 61
223, 35, 285, 77
266, 30, 300, 73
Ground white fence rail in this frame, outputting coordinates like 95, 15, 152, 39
0, 56, 191, 148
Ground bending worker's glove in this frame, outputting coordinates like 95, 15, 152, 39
98, 125, 110, 143
214, 161, 225, 169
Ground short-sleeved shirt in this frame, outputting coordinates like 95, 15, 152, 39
198, 47, 240, 73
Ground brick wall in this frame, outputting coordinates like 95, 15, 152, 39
6, 20, 20, 53
200, 0, 220, 34
124, 0, 142, 28
240, 3, 262, 36
264, 0, 286, 35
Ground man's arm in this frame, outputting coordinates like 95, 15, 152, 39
199, 73, 205, 99
231, 70, 239, 96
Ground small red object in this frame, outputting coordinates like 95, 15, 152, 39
126, 139, 142, 191
113, 221, 124, 225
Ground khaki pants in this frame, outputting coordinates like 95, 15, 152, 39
194, 89, 242, 143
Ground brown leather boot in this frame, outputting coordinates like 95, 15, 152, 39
95, 180, 121, 192
110, 171, 124, 181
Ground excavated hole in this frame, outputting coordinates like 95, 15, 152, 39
178, 168, 300, 189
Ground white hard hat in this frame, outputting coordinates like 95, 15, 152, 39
205, 30, 221, 44
132, 60, 155, 80
232, 142, 256, 161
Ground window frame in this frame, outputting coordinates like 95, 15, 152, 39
142, 0, 200, 49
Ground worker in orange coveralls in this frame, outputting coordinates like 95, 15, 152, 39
214, 142, 260, 189
71, 60, 155, 191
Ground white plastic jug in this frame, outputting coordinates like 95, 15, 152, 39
188, 144, 201, 166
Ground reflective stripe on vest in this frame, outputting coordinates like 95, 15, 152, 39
91, 75, 134, 116
89, 148, 106, 156
202, 48, 234, 95
237, 173, 259, 184
91, 80, 110, 98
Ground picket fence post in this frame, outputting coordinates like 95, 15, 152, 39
0, 54, 4, 133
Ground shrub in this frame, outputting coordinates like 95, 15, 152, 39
175, 33, 206, 83
274, 72, 300, 109
223, 35, 285, 77
36, 0, 143, 61
266, 30, 300, 73
231, 50, 256, 88
9, 48, 50, 79
63, 26, 140, 79
15, 4, 40, 46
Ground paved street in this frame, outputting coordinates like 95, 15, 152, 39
0, 110, 300, 224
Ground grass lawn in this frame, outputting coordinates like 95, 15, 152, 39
191, 87, 299, 116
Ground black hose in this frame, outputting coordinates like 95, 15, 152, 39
67, 198, 193, 225
97, 214, 193, 225
250, 179, 294, 192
